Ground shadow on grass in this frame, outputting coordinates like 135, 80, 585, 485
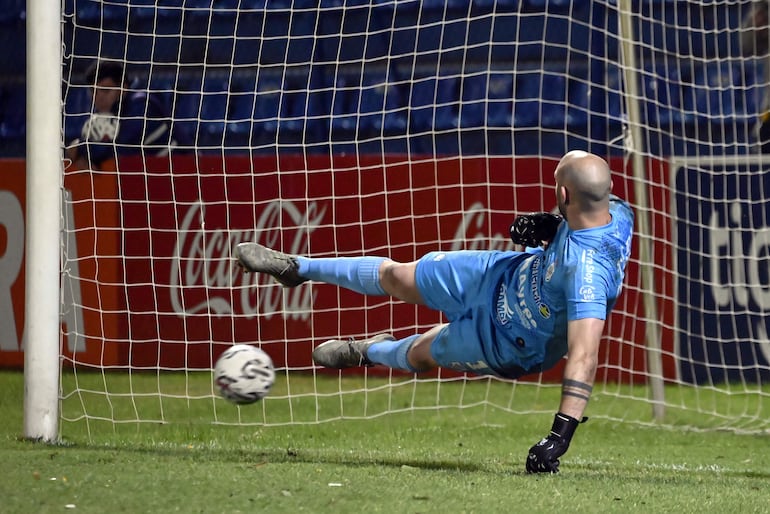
15, 436, 770, 481
44, 437, 522, 476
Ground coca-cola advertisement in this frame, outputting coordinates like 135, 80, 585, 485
112, 154, 544, 371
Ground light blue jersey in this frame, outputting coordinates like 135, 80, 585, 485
415, 196, 634, 379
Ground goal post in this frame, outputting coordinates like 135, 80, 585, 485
23, 0, 63, 441
617, 0, 665, 421
16, 0, 770, 440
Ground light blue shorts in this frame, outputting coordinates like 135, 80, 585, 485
414, 250, 541, 379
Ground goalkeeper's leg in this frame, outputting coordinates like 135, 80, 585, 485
312, 325, 442, 372
313, 321, 507, 376
235, 242, 425, 303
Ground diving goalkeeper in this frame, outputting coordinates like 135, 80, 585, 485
236, 150, 634, 474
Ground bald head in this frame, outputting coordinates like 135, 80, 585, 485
554, 151, 612, 215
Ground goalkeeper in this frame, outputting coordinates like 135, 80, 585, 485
236, 150, 634, 474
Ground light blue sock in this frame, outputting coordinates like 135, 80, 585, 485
366, 335, 420, 373
296, 256, 387, 296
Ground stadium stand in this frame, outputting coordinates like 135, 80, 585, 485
0, 1, 762, 158
0, 0, 25, 157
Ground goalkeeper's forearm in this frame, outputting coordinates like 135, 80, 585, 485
558, 317, 603, 419
558, 350, 597, 420
527, 318, 602, 473
526, 353, 596, 474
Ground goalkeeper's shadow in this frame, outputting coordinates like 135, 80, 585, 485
268, 448, 512, 475
66, 441, 522, 476
54, 442, 770, 480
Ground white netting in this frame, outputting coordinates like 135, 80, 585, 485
57, 0, 769, 436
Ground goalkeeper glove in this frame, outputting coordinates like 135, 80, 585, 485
509, 212, 563, 248
526, 413, 584, 474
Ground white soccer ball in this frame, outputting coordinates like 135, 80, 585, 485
213, 345, 275, 404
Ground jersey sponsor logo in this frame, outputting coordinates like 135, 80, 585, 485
448, 360, 489, 372
582, 248, 596, 284
579, 285, 595, 301
516, 272, 536, 329
524, 256, 551, 320
508, 256, 552, 328
496, 282, 515, 326
545, 261, 556, 282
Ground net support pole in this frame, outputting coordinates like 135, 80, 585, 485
617, 0, 665, 421
23, 0, 63, 441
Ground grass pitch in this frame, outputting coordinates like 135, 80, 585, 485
1, 370, 768, 513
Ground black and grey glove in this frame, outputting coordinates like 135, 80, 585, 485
509, 212, 563, 248
526, 413, 584, 474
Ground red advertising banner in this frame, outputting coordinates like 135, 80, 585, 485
0, 159, 25, 368
0, 155, 677, 383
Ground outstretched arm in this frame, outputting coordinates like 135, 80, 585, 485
526, 317, 604, 473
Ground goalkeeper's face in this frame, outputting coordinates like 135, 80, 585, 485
92, 78, 122, 113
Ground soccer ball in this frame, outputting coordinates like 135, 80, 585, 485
213, 345, 275, 404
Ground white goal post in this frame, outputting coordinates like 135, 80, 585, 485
23, 0, 62, 441
18, 1, 770, 440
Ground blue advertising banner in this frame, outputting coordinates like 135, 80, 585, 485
673, 158, 770, 384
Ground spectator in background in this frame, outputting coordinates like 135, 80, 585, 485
65, 60, 175, 170
741, 1, 770, 153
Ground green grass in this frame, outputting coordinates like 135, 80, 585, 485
1, 370, 769, 513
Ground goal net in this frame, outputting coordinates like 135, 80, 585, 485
55, 0, 769, 437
